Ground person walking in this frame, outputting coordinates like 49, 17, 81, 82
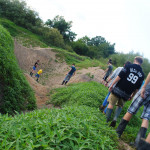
30, 60, 40, 77
101, 61, 113, 85
106, 56, 144, 126
116, 72, 150, 148
62, 64, 76, 85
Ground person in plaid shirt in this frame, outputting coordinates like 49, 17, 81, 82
116, 72, 150, 148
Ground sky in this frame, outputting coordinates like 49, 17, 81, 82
25, 0, 150, 59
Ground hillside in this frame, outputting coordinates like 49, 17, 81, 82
14, 41, 106, 108
0, 18, 147, 150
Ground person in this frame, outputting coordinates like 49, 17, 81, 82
100, 61, 132, 112
106, 56, 144, 126
30, 60, 40, 77
35, 69, 42, 82
116, 72, 150, 148
101, 61, 113, 85
138, 133, 150, 150
62, 64, 76, 85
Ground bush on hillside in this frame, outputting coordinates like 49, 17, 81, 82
49, 82, 150, 143
0, 106, 118, 150
0, 25, 36, 113
111, 51, 150, 77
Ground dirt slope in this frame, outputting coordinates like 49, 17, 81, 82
14, 41, 105, 108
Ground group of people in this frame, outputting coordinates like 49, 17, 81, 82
30, 57, 150, 149
30, 60, 76, 84
101, 56, 150, 150
30, 60, 42, 82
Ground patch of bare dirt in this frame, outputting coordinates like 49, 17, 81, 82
118, 139, 135, 150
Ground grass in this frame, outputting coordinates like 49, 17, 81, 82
48, 82, 150, 145
0, 106, 118, 150
0, 18, 47, 48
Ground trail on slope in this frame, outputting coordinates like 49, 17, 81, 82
14, 41, 105, 108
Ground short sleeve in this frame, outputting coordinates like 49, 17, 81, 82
118, 67, 128, 79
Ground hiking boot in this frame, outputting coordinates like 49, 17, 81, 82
137, 138, 150, 150
61, 81, 65, 85
116, 119, 129, 138
110, 120, 116, 127
30, 72, 33, 77
65, 81, 68, 85
99, 105, 105, 112
134, 127, 147, 148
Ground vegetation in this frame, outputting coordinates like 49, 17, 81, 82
0, 25, 36, 114
110, 51, 150, 76
0, 0, 116, 58
48, 82, 150, 144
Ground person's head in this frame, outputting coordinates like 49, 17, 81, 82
108, 58, 112, 64
124, 61, 132, 67
72, 64, 75, 66
108, 61, 112, 65
134, 56, 143, 65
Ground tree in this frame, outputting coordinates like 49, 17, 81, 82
71, 41, 89, 56
45, 15, 77, 42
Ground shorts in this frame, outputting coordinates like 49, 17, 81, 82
108, 93, 125, 107
103, 74, 109, 81
33, 66, 36, 70
35, 73, 40, 78
128, 91, 150, 120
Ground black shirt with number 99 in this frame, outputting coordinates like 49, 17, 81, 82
112, 64, 144, 101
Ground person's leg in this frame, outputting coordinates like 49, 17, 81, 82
135, 101, 150, 147
65, 74, 72, 85
116, 92, 143, 137
134, 119, 148, 147
110, 106, 122, 127
104, 105, 108, 114
137, 134, 150, 150
145, 133, 150, 143
106, 93, 118, 122
62, 74, 69, 85
100, 92, 110, 112
103, 92, 111, 106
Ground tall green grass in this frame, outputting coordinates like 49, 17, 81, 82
49, 82, 150, 144
0, 106, 118, 150
0, 24, 36, 113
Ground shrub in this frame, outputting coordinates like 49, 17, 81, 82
0, 25, 36, 113
0, 106, 119, 150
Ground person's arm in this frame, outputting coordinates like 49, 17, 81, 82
141, 73, 150, 98
109, 76, 121, 91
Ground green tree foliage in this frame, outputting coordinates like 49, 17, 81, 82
42, 27, 65, 48
0, 0, 42, 30
75, 36, 115, 58
0, 25, 36, 114
71, 41, 89, 56
45, 15, 77, 42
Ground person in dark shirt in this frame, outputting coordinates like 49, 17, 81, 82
102, 61, 113, 85
30, 60, 40, 77
62, 64, 76, 85
106, 56, 144, 124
